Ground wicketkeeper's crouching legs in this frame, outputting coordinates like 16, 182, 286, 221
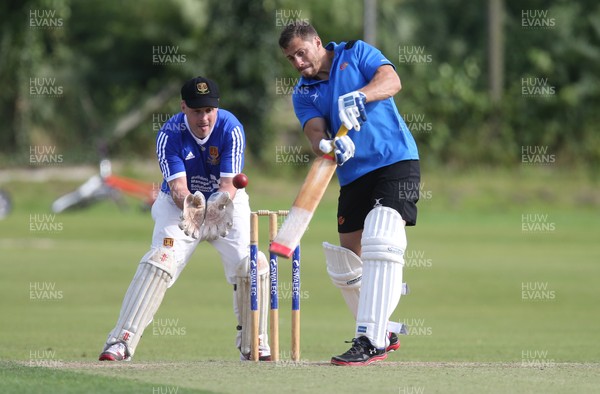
100, 247, 176, 361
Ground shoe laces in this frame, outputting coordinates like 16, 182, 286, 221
341, 337, 370, 356
107, 342, 128, 357
112, 343, 125, 354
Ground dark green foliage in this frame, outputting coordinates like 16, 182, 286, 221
0, 0, 598, 171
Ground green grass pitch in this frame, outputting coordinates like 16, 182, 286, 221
0, 165, 599, 393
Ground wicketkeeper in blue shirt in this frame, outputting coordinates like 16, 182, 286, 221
99, 77, 272, 362
279, 22, 421, 365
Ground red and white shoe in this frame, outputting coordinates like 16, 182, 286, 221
386, 332, 400, 353
99, 342, 131, 361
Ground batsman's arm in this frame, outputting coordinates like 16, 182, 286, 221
270, 123, 349, 258
168, 177, 191, 210
303, 117, 330, 155
359, 65, 401, 103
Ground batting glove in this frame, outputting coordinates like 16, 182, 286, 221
338, 91, 367, 131
333, 135, 355, 166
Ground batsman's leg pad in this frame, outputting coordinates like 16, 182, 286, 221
104, 247, 175, 357
323, 242, 410, 321
323, 242, 362, 319
356, 206, 406, 349
235, 251, 270, 357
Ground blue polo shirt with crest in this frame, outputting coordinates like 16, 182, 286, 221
157, 110, 245, 199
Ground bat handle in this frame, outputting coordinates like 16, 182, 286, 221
325, 125, 350, 159
335, 125, 349, 138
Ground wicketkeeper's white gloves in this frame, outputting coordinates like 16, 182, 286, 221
179, 191, 206, 239
319, 135, 356, 166
200, 191, 234, 241
338, 91, 367, 131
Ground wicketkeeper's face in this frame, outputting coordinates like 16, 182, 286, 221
283, 35, 323, 79
181, 102, 218, 139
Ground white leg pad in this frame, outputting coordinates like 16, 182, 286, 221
104, 247, 175, 357
323, 242, 410, 321
356, 206, 406, 349
323, 242, 362, 319
235, 251, 270, 357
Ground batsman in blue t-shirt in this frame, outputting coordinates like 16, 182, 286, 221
280, 22, 421, 366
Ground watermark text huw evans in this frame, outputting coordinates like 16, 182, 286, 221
30, 214, 63, 232
275, 145, 310, 165
522, 10, 555, 29
152, 318, 186, 336
521, 282, 556, 301
30, 77, 63, 97
29, 9, 63, 28
521, 77, 555, 98
30, 282, 63, 300
521, 349, 555, 367
399, 182, 432, 200
30, 145, 63, 165
29, 349, 63, 367
152, 46, 187, 66
521, 213, 555, 233
398, 46, 432, 64
275, 9, 309, 26
521, 145, 555, 165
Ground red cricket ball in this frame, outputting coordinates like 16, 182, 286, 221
232, 173, 248, 189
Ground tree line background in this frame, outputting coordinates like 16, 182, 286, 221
1, 0, 599, 175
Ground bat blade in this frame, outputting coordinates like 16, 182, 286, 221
270, 125, 348, 258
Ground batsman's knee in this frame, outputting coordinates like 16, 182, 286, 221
361, 206, 406, 266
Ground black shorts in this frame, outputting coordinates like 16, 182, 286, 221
337, 160, 420, 233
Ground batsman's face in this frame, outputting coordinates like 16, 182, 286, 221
283, 36, 323, 79
181, 102, 218, 139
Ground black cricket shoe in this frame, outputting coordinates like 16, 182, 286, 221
331, 336, 388, 366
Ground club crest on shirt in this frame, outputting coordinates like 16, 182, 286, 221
208, 146, 220, 165
163, 237, 174, 248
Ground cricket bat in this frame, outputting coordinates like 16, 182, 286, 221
270, 125, 349, 258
